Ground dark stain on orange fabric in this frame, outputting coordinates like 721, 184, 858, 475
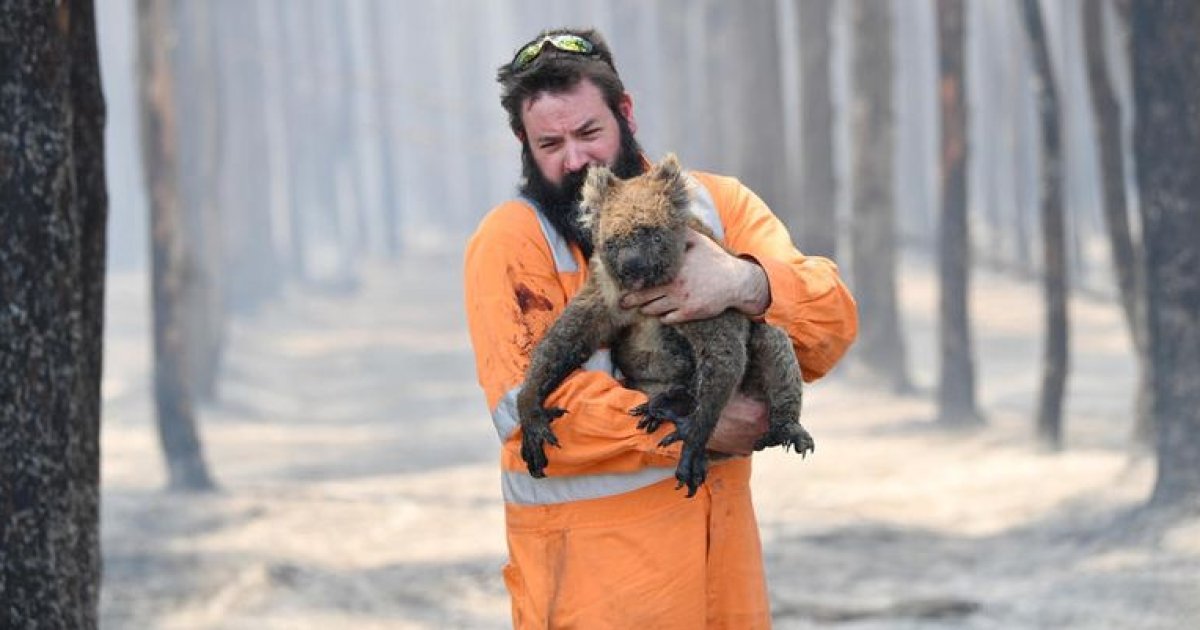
515, 283, 553, 314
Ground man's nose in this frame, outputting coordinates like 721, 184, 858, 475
563, 143, 589, 173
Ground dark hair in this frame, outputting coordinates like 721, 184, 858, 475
496, 28, 627, 137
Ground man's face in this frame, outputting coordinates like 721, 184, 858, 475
520, 79, 637, 189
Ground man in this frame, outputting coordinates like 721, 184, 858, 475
464, 28, 857, 629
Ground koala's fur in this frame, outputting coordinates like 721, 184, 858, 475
516, 154, 813, 496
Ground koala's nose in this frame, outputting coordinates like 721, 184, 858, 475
617, 250, 649, 281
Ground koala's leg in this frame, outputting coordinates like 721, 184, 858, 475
746, 322, 814, 455
517, 297, 614, 478
665, 314, 748, 497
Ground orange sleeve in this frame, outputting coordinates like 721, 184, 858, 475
463, 202, 680, 476
694, 173, 859, 381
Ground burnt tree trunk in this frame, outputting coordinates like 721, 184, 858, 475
1021, 0, 1069, 450
280, 0, 311, 281
708, 0, 792, 213
1010, 26, 1036, 279
936, 0, 981, 426
849, 0, 910, 392
175, 0, 226, 401
1082, 0, 1153, 447
0, 1, 106, 626
1131, 0, 1200, 508
369, 0, 402, 258
217, 0, 281, 313
796, 0, 838, 258
138, 0, 215, 491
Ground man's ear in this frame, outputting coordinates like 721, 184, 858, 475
618, 92, 637, 136
514, 130, 526, 144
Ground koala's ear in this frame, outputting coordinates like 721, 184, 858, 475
656, 153, 690, 210
582, 164, 617, 210
580, 164, 617, 232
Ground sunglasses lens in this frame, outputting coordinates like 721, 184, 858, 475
548, 35, 592, 54
511, 35, 597, 70
514, 41, 545, 68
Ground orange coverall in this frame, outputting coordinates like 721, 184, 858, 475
464, 170, 858, 629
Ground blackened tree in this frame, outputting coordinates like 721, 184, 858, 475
849, 0, 910, 392
1020, 0, 1069, 450
0, 1, 107, 626
1131, 0, 1200, 507
936, 0, 981, 426
796, 0, 838, 258
1082, 0, 1153, 446
139, 0, 215, 491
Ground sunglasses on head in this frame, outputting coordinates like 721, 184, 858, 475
510, 34, 602, 71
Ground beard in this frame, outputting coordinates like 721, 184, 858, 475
519, 116, 646, 260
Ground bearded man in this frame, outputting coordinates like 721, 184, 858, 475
463, 27, 858, 629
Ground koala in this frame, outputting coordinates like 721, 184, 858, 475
516, 153, 814, 497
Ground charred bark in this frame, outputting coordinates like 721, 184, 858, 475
1082, 0, 1153, 447
1021, 0, 1069, 450
369, 0, 403, 258
138, 0, 215, 491
175, 0, 226, 401
0, 1, 106, 625
707, 0, 792, 214
849, 0, 910, 392
936, 0, 981, 426
796, 0, 838, 258
1131, 0, 1200, 508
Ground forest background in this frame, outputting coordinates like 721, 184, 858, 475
2, 1, 1198, 628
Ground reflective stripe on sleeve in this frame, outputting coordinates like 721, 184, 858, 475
492, 387, 521, 442
687, 174, 725, 242
521, 195, 579, 273
502, 466, 676, 505
491, 349, 617, 442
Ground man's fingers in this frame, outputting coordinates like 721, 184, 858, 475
620, 291, 647, 309
638, 296, 672, 317
623, 290, 664, 310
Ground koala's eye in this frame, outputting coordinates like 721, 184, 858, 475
652, 234, 663, 244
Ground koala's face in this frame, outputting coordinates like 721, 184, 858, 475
601, 223, 687, 291
580, 154, 693, 292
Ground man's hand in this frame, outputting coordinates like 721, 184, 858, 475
620, 229, 770, 324
705, 391, 769, 457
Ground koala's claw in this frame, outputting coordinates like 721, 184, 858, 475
674, 442, 709, 498
631, 388, 696, 433
520, 407, 566, 478
754, 422, 815, 457
630, 402, 683, 434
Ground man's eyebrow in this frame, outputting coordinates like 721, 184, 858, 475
574, 118, 600, 133
533, 119, 600, 145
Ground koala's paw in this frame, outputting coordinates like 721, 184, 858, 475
673, 442, 709, 498
655, 414, 694, 449
630, 388, 695, 433
519, 407, 566, 478
754, 421, 815, 457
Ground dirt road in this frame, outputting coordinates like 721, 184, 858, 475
99, 252, 1200, 629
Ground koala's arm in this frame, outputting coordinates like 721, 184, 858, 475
518, 286, 614, 411
464, 205, 683, 476
693, 172, 859, 381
